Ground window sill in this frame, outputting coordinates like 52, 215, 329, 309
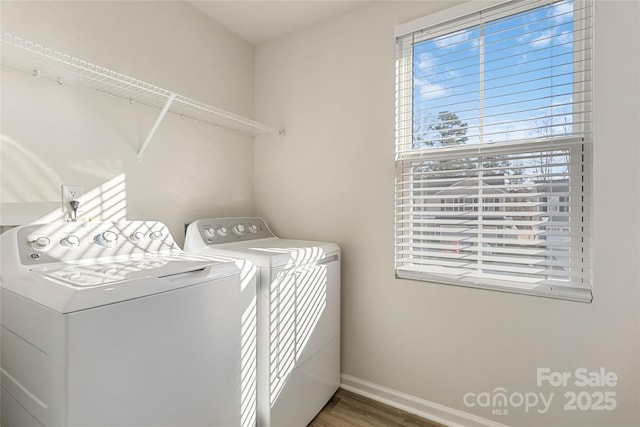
395, 269, 593, 303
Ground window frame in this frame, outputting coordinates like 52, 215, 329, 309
394, 0, 592, 302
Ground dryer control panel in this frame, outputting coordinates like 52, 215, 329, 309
192, 217, 274, 245
17, 220, 180, 265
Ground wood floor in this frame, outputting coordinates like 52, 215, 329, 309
308, 389, 447, 427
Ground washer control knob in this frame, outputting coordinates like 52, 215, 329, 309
204, 227, 216, 238
248, 224, 258, 234
149, 230, 163, 240
231, 224, 245, 236
217, 226, 228, 237
32, 236, 51, 250
61, 235, 81, 248
130, 231, 145, 243
95, 231, 118, 248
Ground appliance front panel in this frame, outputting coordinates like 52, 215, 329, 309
66, 274, 250, 426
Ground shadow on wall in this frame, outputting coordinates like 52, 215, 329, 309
0, 135, 127, 226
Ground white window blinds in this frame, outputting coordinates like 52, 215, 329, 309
394, 0, 592, 302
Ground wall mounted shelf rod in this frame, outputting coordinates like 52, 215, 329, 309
0, 32, 282, 161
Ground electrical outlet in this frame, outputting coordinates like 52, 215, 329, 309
61, 185, 83, 217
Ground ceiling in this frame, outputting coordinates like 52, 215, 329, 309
187, 1, 370, 45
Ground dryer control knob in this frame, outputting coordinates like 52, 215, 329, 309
61, 235, 81, 248
32, 236, 51, 250
149, 230, 163, 240
217, 226, 228, 237
231, 224, 245, 236
204, 227, 216, 238
248, 224, 258, 234
95, 231, 118, 248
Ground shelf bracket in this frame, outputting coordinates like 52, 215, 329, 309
137, 92, 176, 162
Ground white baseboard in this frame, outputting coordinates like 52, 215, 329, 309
340, 374, 508, 427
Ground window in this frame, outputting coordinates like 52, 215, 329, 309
394, 0, 592, 302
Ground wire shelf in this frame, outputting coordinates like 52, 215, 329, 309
0, 32, 279, 138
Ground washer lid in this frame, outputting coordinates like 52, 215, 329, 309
30, 253, 230, 287
2, 253, 240, 314
186, 237, 340, 268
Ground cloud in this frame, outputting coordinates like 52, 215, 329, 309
552, 0, 574, 24
556, 31, 573, 46
415, 51, 463, 82
434, 29, 472, 49
414, 78, 448, 100
415, 52, 436, 72
530, 30, 553, 47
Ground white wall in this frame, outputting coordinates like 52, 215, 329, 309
254, 1, 640, 426
1, 1, 255, 244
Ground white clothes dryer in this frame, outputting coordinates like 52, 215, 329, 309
184, 217, 340, 427
0, 220, 255, 427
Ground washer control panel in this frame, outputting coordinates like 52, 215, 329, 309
17, 220, 179, 265
195, 217, 274, 245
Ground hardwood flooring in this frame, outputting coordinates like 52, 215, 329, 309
308, 389, 447, 427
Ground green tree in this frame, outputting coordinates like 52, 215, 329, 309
412, 110, 468, 150
414, 111, 474, 174
414, 111, 524, 184
431, 111, 468, 147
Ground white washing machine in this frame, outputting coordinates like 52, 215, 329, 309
0, 220, 256, 427
184, 217, 340, 427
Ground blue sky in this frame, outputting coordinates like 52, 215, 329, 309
413, 0, 576, 147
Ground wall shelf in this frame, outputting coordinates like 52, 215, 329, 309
0, 32, 281, 161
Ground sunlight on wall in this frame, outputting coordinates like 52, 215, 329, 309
1, 135, 127, 226
36, 173, 127, 224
